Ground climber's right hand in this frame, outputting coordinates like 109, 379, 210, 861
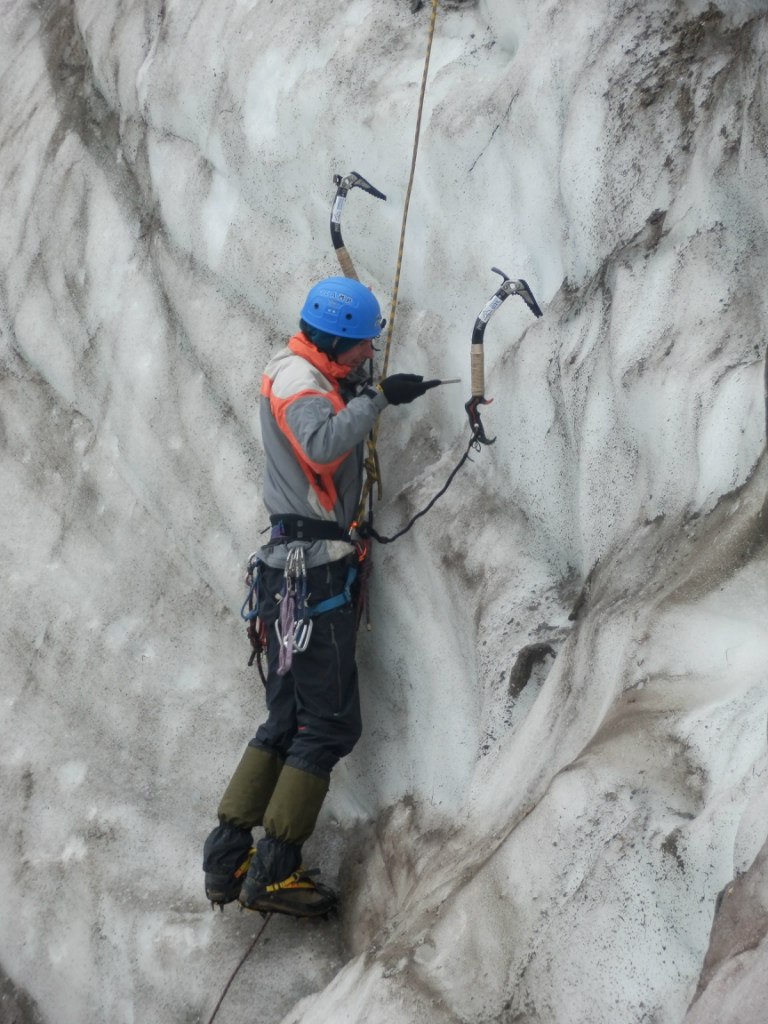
378, 374, 439, 406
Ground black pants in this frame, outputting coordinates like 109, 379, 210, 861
250, 558, 362, 780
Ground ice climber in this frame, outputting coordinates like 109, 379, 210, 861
202, 276, 434, 916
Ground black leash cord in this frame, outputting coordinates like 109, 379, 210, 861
363, 437, 477, 545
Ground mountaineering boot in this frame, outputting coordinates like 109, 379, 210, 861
241, 866, 338, 918
239, 833, 301, 907
202, 822, 254, 906
238, 834, 337, 917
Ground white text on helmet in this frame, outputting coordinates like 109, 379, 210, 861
317, 288, 353, 304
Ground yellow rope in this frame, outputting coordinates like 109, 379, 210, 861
358, 0, 439, 513
381, 0, 439, 379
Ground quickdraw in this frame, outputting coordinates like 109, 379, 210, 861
275, 546, 312, 675
242, 547, 312, 678
465, 267, 543, 446
241, 552, 267, 685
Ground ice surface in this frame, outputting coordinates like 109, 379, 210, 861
1, 0, 767, 1022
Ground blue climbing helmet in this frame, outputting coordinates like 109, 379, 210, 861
300, 277, 384, 344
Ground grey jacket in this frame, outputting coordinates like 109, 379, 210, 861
258, 333, 388, 568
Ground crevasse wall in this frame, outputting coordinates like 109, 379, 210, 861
1, 1, 767, 1022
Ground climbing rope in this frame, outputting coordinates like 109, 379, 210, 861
381, 0, 439, 377
357, 0, 439, 517
206, 913, 273, 1024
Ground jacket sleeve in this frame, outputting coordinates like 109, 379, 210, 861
283, 391, 388, 468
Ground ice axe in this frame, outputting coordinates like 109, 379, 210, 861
330, 171, 387, 280
465, 267, 543, 445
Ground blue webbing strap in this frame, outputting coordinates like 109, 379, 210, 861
307, 565, 357, 618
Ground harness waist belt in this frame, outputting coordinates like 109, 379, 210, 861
269, 514, 350, 543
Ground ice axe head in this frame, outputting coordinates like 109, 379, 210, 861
491, 268, 543, 318
333, 171, 386, 201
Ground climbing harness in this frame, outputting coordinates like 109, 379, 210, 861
465, 267, 543, 445
269, 514, 351, 543
241, 547, 359, 674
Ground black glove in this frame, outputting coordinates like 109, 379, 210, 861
379, 374, 439, 406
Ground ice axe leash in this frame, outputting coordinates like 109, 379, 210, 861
465, 267, 543, 445
360, 273, 543, 545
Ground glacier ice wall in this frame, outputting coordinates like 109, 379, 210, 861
1, 1, 767, 1022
